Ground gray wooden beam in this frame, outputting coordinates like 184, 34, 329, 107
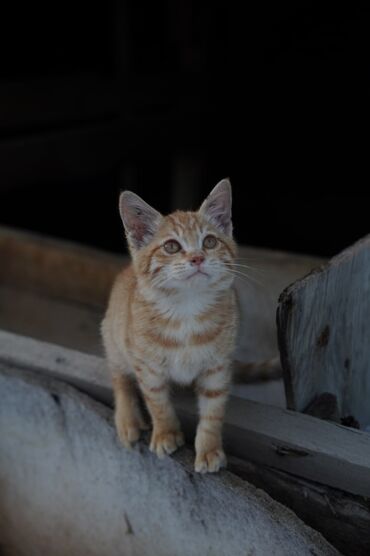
277, 235, 370, 427
1, 330, 370, 498
229, 456, 370, 556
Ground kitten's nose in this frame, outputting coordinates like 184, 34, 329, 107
190, 254, 205, 266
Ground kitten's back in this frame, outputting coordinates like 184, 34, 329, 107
101, 265, 136, 370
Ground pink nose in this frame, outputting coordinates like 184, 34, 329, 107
190, 254, 205, 266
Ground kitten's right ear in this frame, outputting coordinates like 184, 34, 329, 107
119, 191, 162, 250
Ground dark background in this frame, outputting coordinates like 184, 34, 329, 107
0, 2, 368, 257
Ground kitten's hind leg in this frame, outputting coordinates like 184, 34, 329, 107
112, 373, 149, 449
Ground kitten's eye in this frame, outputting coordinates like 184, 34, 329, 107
163, 240, 181, 254
203, 235, 218, 249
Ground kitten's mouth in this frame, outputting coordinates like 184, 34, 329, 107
186, 269, 209, 280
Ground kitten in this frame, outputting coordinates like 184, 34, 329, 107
102, 179, 239, 472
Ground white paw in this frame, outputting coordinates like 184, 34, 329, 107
149, 429, 185, 458
116, 416, 148, 449
195, 448, 226, 473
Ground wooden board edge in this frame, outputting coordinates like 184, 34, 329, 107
276, 290, 296, 410
281, 234, 370, 299
1, 330, 370, 498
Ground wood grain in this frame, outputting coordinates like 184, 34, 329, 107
1, 330, 370, 499
229, 456, 370, 556
277, 235, 370, 427
0, 226, 124, 307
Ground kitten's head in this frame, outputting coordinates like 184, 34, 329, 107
119, 179, 237, 292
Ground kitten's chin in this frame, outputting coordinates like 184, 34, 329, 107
185, 270, 210, 281
155, 272, 211, 291
151, 271, 232, 291
181, 273, 233, 291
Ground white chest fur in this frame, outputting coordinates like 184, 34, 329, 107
165, 344, 223, 385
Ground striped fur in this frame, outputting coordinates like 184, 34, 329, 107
102, 179, 237, 472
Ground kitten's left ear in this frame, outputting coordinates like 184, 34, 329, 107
199, 178, 233, 236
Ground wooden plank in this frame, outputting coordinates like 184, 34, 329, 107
0, 226, 124, 307
0, 330, 110, 404
0, 284, 103, 355
277, 235, 370, 427
229, 456, 370, 556
1, 330, 370, 498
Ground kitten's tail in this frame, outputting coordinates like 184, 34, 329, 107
232, 356, 282, 383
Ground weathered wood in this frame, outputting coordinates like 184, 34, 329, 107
0, 365, 341, 556
277, 235, 370, 427
229, 456, 370, 556
304, 393, 340, 422
0, 226, 124, 308
0, 284, 103, 355
1, 330, 370, 499
0, 331, 111, 404
1, 331, 368, 554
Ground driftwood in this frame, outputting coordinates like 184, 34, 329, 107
1, 331, 369, 556
277, 235, 370, 427
0, 365, 341, 556
1, 330, 370, 501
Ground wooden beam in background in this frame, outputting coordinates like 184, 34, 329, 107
277, 235, 370, 427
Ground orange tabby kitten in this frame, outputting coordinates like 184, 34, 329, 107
102, 179, 238, 472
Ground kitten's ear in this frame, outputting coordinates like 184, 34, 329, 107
199, 178, 232, 236
119, 191, 162, 250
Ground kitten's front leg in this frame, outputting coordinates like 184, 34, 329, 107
112, 373, 149, 449
194, 365, 230, 473
137, 366, 184, 458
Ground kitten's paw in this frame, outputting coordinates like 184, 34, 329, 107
149, 429, 185, 458
194, 448, 226, 473
116, 419, 145, 449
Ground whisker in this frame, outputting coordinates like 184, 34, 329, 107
222, 268, 265, 288
206, 264, 248, 281
223, 262, 266, 275
234, 258, 267, 269
235, 257, 264, 262
206, 261, 265, 285
221, 270, 256, 288
151, 266, 187, 288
